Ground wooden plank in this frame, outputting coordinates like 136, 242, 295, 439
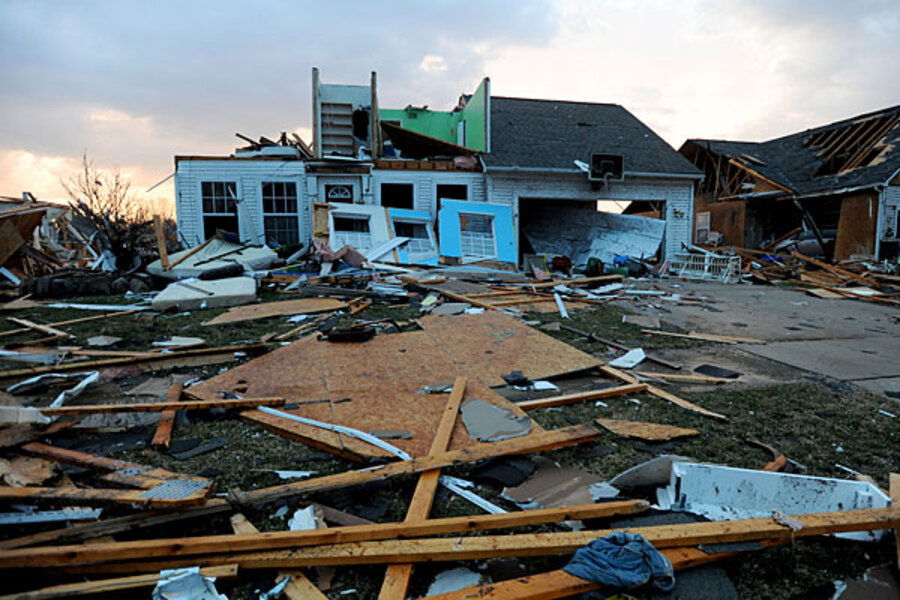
434, 288, 500, 310
0, 564, 237, 600
233, 424, 598, 506
601, 366, 728, 422
165, 235, 213, 270
6, 318, 71, 339
517, 384, 646, 410
635, 371, 732, 384
42, 507, 899, 574
231, 513, 327, 600
0, 484, 211, 508
1, 500, 648, 569
595, 418, 700, 441
151, 384, 182, 449
525, 275, 623, 290
152, 215, 170, 269
640, 329, 766, 345
203, 298, 348, 326
0, 344, 268, 383
0, 310, 136, 340
41, 396, 288, 416
378, 376, 467, 600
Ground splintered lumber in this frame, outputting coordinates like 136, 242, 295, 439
0, 310, 135, 340
0, 484, 211, 508
600, 365, 728, 422
33, 506, 899, 573
0, 501, 650, 569
516, 383, 646, 410
151, 384, 182, 449
635, 371, 732, 384
378, 376, 468, 600
153, 215, 170, 269
6, 318, 72, 339
231, 513, 326, 600
0, 564, 238, 600
792, 251, 875, 287
640, 329, 766, 345
595, 418, 700, 441
0, 343, 267, 383
0, 499, 230, 550
433, 288, 499, 310
231, 424, 599, 506
41, 396, 288, 416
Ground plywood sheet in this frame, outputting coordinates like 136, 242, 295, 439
595, 418, 700, 441
192, 330, 542, 458
417, 312, 601, 385
203, 298, 347, 326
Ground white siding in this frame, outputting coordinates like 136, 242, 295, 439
174, 160, 308, 247
486, 171, 695, 261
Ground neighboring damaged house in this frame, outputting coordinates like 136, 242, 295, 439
174, 69, 700, 267
680, 105, 900, 261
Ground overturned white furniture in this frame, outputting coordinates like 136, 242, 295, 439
656, 462, 891, 541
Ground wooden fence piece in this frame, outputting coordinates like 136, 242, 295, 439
41, 396, 288, 416
0, 500, 649, 569
231, 513, 327, 600
232, 424, 599, 506
151, 384, 182, 449
517, 383, 646, 410
0, 564, 237, 600
378, 376, 467, 600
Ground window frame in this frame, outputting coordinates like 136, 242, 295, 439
199, 180, 239, 239
458, 211, 497, 259
379, 182, 415, 210
260, 181, 300, 247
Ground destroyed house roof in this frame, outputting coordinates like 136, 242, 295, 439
684, 104, 900, 198
484, 97, 702, 178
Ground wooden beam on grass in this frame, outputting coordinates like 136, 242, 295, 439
635, 371, 733, 384
0, 310, 136, 340
377, 376, 467, 600
516, 383, 646, 410
37, 506, 899, 574
231, 513, 327, 600
151, 384, 182, 449
41, 395, 288, 416
152, 215, 170, 269
6, 318, 72, 340
231, 424, 599, 506
0, 501, 649, 570
601, 365, 728, 421
640, 329, 766, 345
0, 483, 211, 508
0, 564, 237, 600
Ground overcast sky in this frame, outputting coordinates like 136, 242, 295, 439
2, 0, 899, 204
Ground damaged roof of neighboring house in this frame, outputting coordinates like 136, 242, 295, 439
683, 103, 900, 198
483, 97, 702, 177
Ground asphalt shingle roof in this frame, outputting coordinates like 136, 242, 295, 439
484, 97, 701, 177
685, 104, 900, 197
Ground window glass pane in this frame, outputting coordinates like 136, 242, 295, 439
264, 216, 299, 246
459, 213, 495, 257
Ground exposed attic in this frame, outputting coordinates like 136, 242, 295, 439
803, 111, 900, 176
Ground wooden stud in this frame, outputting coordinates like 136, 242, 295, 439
0, 310, 136, 340
378, 376, 467, 600
151, 384, 182, 450
231, 513, 327, 600
601, 365, 728, 422
6, 318, 71, 339
232, 424, 599, 506
41, 396, 288, 416
153, 215, 170, 269
516, 383, 646, 410
0, 564, 237, 600
640, 329, 765, 345
0, 500, 649, 569
165, 235, 214, 271
0, 484, 211, 508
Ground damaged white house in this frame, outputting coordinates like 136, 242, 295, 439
173, 69, 702, 267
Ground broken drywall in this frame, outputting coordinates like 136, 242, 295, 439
460, 398, 532, 442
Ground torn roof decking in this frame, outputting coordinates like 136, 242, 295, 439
189, 312, 600, 459
683, 103, 900, 199
484, 97, 702, 177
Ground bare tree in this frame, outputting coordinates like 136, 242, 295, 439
62, 153, 154, 270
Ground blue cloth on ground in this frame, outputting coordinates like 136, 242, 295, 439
562, 532, 675, 591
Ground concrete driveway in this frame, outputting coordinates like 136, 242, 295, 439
619, 280, 900, 399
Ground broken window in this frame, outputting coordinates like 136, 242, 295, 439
380, 183, 415, 209
331, 215, 371, 250
201, 181, 238, 238
459, 213, 495, 258
436, 184, 468, 202
325, 184, 354, 203
394, 220, 434, 254
261, 182, 299, 246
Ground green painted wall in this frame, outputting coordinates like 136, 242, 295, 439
378, 77, 489, 152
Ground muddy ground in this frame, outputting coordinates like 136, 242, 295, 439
0, 289, 898, 599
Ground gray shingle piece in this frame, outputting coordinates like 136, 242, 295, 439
484, 96, 701, 177
685, 104, 900, 198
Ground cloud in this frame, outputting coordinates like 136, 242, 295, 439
419, 55, 449, 72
